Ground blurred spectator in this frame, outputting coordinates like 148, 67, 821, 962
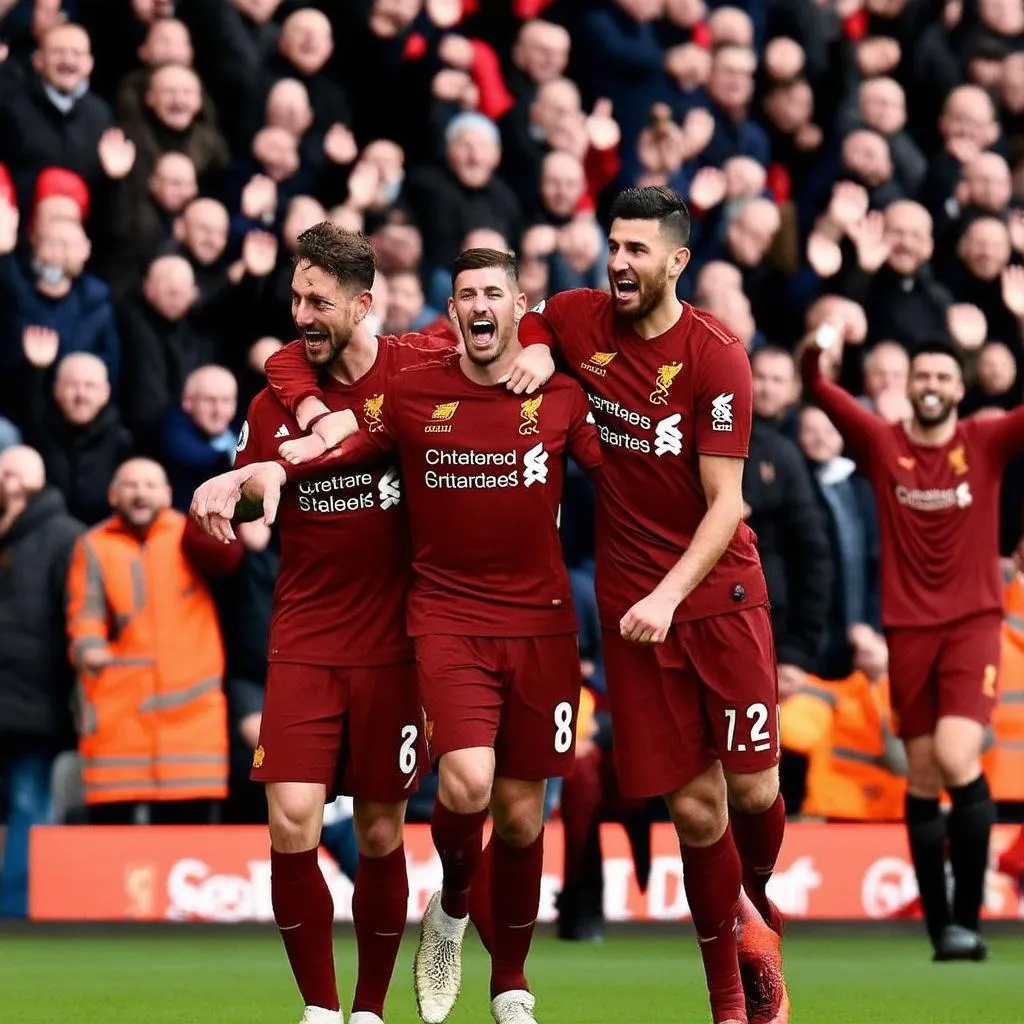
22, 345, 134, 526
65, 458, 235, 823
798, 405, 881, 681
160, 365, 238, 512
0, 445, 83, 916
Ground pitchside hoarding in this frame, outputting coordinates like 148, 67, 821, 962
29, 822, 1024, 922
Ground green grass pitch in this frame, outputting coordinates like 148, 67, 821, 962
0, 926, 1020, 1023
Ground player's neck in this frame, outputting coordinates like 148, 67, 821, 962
326, 327, 378, 386
906, 416, 958, 447
459, 341, 523, 387
629, 295, 683, 340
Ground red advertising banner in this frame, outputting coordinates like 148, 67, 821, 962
28, 822, 1024, 923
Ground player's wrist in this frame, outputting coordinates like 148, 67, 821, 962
312, 409, 359, 447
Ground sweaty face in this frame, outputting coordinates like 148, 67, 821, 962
908, 353, 964, 428
606, 218, 679, 321
449, 266, 524, 367
291, 261, 365, 366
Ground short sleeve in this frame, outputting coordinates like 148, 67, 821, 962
264, 340, 322, 414
566, 382, 603, 476
694, 340, 753, 459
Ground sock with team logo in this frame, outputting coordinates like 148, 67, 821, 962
947, 775, 996, 932
270, 847, 340, 1012
351, 844, 409, 1018
905, 794, 951, 948
680, 828, 746, 1024
490, 830, 544, 998
431, 800, 488, 919
730, 792, 786, 933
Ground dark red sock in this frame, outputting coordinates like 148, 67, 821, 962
352, 845, 408, 1017
490, 830, 544, 999
730, 793, 786, 932
560, 748, 604, 892
431, 800, 488, 919
270, 848, 339, 1012
469, 834, 494, 954
681, 828, 745, 1024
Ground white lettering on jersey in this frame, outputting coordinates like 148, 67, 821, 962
378, 468, 401, 510
523, 442, 549, 486
654, 414, 683, 457
711, 393, 734, 431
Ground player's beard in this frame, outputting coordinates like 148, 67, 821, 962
301, 323, 349, 366
911, 392, 956, 428
609, 266, 670, 322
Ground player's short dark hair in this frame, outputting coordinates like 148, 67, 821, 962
910, 338, 965, 375
608, 186, 691, 247
751, 344, 795, 369
451, 247, 519, 291
293, 222, 376, 292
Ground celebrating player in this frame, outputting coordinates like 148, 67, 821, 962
801, 329, 1024, 961
508, 186, 789, 1024
194, 223, 452, 1024
199, 248, 599, 1024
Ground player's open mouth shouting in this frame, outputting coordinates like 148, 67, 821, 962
468, 317, 497, 349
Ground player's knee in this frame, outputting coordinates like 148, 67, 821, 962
934, 746, 981, 789
491, 781, 546, 847
665, 791, 726, 846
267, 783, 324, 852
438, 753, 493, 813
725, 768, 779, 815
353, 800, 405, 857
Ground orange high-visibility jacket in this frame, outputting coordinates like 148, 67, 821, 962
66, 508, 228, 805
782, 674, 906, 821
987, 572, 1024, 802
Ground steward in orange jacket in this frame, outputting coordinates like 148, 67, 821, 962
985, 569, 1024, 802
66, 459, 240, 807
782, 625, 907, 821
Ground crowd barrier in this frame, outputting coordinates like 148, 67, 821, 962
28, 822, 1024, 922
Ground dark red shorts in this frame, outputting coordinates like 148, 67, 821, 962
886, 612, 1001, 740
414, 633, 581, 781
602, 605, 781, 799
251, 660, 424, 802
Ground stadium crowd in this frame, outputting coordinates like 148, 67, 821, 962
0, 0, 1023, 927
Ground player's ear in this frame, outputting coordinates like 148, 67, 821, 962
669, 245, 691, 283
353, 289, 373, 323
513, 291, 527, 324
447, 296, 458, 322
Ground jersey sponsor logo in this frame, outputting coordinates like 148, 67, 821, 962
654, 413, 683, 457
523, 442, 548, 486
581, 351, 617, 377
894, 482, 972, 511
377, 467, 401, 510
948, 444, 969, 476
297, 470, 381, 513
274, 424, 290, 439
587, 393, 651, 429
519, 394, 543, 435
425, 401, 460, 434
649, 362, 684, 405
236, 420, 249, 452
364, 393, 385, 433
711, 392, 734, 431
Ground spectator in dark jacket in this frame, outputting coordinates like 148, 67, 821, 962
22, 349, 134, 526
159, 365, 238, 511
0, 445, 84, 917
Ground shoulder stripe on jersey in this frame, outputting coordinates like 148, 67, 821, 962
689, 306, 740, 346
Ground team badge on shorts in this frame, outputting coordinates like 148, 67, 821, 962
252, 745, 265, 769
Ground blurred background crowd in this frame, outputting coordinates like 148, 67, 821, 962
1, 0, 1024, 929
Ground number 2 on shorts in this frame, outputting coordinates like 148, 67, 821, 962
724, 702, 772, 753
399, 724, 418, 774
553, 700, 574, 753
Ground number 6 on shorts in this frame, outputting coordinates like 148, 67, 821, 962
724, 702, 772, 753
553, 700, 574, 753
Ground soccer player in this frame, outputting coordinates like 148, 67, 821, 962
205, 248, 601, 1024
508, 186, 789, 1024
801, 327, 1024, 961
193, 223, 449, 1024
